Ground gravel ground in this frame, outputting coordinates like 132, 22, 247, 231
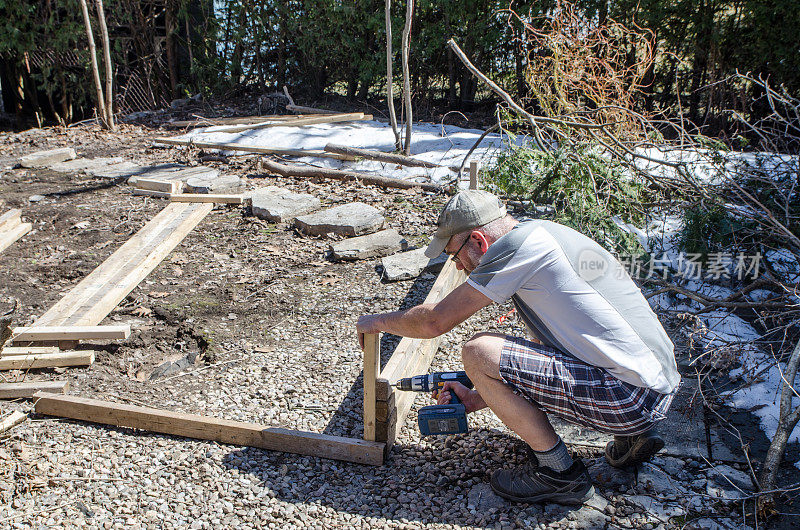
0, 122, 771, 528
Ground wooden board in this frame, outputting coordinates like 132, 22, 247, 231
33, 392, 385, 466
0, 209, 21, 232
362, 333, 379, 441
30, 202, 213, 328
133, 189, 171, 199
136, 178, 183, 194
12, 325, 130, 342
373, 260, 465, 447
212, 112, 368, 133
1, 346, 60, 356
0, 381, 69, 399
0, 410, 27, 433
166, 114, 315, 128
0, 351, 95, 370
153, 138, 358, 162
170, 194, 244, 204
0, 222, 32, 253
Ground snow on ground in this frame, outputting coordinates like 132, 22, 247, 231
171, 119, 515, 186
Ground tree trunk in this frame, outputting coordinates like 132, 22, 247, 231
400, 0, 414, 155
78, 0, 108, 127
95, 0, 115, 130
689, 0, 714, 124
758, 339, 800, 513
165, 0, 178, 98
385, 0, 401, 150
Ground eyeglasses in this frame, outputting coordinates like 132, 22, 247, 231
448, 236, 470, 264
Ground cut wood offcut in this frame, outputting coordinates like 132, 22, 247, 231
0, 351, 95, 371
0, 381, 69, 399
33, 392, 385, 466
0, 209, 32, 254
12, 325, 131, 342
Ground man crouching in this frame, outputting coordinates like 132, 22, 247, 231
357, 190, 679, 504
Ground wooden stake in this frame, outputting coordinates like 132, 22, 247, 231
363, 333, 379, 442
33, 392, 385, 466
469, 160, 480, 190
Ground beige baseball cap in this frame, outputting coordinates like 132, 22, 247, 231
424, 190, 507, 258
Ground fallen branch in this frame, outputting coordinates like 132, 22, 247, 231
286, 104, 336, 115
260, 158, 444, 193
153, 138, 357, 162
323, 144, 441, 168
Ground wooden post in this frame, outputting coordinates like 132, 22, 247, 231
469, 160, 480, 190
363, 333, 379, 441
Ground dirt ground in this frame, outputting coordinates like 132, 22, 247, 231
1, 113, 797, 529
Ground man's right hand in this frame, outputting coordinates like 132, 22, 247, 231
432, 381, 487, 413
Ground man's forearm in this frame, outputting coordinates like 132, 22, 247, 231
369, 303, 444, 339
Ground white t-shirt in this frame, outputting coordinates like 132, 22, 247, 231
467, 220, 679, 394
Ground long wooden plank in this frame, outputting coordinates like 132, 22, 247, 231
153, 138, 358, 162
12, 325, 130, 342
212, 112, 368, 133
373, 260, 465, 446
363, 333, 379, 442
33, 203, 213, 327
34, 203, 197, 326
0, 351, 95, 370
0, 209, 21, 232
170, 194, 244, 204
33, 392, 385, 466
167, 114, 312, 128
0, 222, 32, 253
0, 381, 69, 399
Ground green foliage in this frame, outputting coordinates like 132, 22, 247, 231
485, 142, 653, 256
678, 204, 740, 260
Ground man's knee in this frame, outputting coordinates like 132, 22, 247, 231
461, 332, 504, 374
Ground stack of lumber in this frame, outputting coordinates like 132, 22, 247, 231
0, 209, 32, 253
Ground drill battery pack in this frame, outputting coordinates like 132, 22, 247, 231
417, 402, 468, 435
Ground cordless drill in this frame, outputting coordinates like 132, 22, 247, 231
394, 371, 473, 435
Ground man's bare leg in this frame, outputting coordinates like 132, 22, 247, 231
461, 332, 559, 452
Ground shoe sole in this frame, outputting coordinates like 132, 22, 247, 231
490, 482, 596, 505
605, 435, 665, 468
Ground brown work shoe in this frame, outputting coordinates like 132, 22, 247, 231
605, 429, 665, 468
490, 458, 595, 505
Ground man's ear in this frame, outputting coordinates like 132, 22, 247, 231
471, 231, 490, 253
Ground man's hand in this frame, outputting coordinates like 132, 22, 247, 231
356, 314, 382, 350
431, 381, 487, 413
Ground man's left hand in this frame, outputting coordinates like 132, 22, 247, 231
356, 314, 382, 350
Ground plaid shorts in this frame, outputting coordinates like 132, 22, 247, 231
499, 335, 675, 435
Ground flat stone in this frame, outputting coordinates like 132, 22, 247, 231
380, 248, 447, 281
637, 462, 687, 495
586, 457, 635, 489
628, 495, 685, 523
706, 464, 752, 500
294, 202, 384, 237
330, 229, 408, 261
86, 161, 144, 179
184, 173, 241, 194
250, 186, 321, 223
126, 164, 186, 184
48, 157, 125, 173
466, 483, 506, 511
20, 147, 76, 168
